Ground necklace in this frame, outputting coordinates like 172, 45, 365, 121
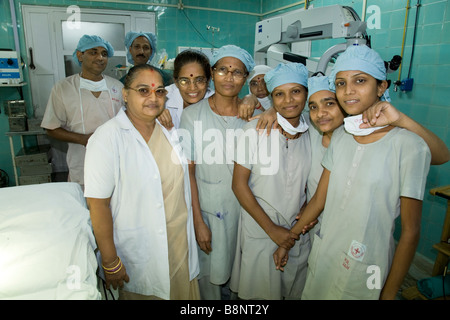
211, 95, 238, 124
280, 128, 301, 149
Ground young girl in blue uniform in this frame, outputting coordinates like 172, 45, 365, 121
274, 45, 431, 300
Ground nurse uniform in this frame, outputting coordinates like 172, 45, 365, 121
41, 73, 123, 186
302, 126, 430, 299
179, 98, 261, 297
230, 116, 311, 300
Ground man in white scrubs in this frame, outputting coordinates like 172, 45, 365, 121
41, 35, 124, 187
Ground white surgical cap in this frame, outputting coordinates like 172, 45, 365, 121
248, 65, 273, 83
72, 35, 114, 66
211, 45, 255, 73
125, 31, 157, 64
264, 62, 308, 93
307, 75, 334, 100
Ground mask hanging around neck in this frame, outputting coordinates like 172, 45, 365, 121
276, 112, 309, 135
80, 75, 109, 92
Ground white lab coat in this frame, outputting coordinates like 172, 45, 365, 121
84, 107, 199, 300
41, 74, 123, 185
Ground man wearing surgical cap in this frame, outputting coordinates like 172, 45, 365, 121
41, 34, 124, 188
123, 31, 172, 86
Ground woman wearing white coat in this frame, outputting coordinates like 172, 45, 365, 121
84, 64, 199, 300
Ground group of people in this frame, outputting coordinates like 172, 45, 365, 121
40, 31, 449, 300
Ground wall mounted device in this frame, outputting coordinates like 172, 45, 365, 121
255, 5, 369, 74
0, 50, 23, 85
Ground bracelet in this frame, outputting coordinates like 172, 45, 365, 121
102, 256, 119, 269
102, 257, 122, 272
103, 258, 123, 275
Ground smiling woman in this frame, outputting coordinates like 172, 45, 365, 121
84, 63, 200, 300
122, 64, 167, 141
178, 45, 260, 300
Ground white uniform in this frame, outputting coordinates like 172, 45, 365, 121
165, 83, 214, 129
302, 126, 431, 299
84, 108, 199, 300
306, 120, 329, 242
230, 118, 311, 300
179, 99, 261, 298
41, 74, 123, 185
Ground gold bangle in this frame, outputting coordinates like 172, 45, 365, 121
102, 257, 121, 271
104, 261, 123, 275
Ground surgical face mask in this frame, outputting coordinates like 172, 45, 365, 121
258, 96, 272, 110
78, 75, 113, 134
276, 112, 309, 135
344, 114, 387, 136
80, 76, 109, 92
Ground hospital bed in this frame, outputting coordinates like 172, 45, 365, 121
0, 182, 101, 299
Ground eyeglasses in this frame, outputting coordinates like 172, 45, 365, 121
177, 77, 208, 87
213, 66, 247, 79
127, 86, 168, 98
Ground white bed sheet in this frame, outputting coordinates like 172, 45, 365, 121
0, 182, 100, 299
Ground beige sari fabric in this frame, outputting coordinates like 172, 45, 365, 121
148, 124, 199, 300
119, 124, 199, 300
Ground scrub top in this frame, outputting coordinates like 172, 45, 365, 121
302, 126, 431, 300
305, 120, 329, 242
230, 118, 311, 299
84, 108, 199, 299
165, 83, 214, 129
179, 98, 261, 285
41, 74, 123, 185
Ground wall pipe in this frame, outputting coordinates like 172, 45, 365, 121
397, 0, 411, 83
9, 0, 21, 52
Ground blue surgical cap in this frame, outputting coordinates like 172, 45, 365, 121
264, 63, 308, 93
307, 75, 334, 100
329, 45, 390, 101
125, 31, 157, 64
72, 35, 114, 66
211, 45, 255, 73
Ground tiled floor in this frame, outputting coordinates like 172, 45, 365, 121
397, 252, 435, 300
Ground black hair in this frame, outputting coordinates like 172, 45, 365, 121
123, 64, 163, 89
173, 50, 211, 81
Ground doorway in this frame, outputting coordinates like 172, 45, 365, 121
22, 5, 155, 173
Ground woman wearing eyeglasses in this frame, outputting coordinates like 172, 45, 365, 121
84, 64, 200, 300
162, 50, 214, 129
179, 45, 261, 300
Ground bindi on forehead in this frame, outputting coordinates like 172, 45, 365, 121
151, 83, 155, 87
190, 74, 193, 77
